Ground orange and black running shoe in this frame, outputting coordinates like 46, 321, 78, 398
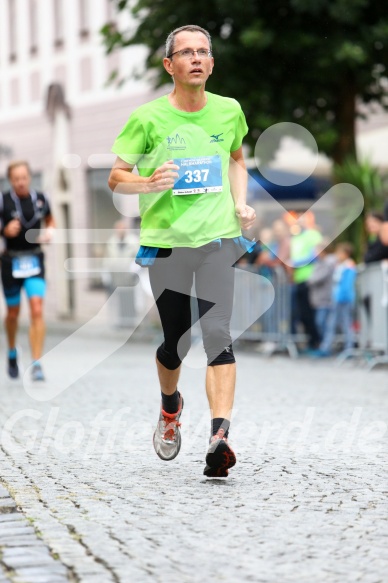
203, 428, 236, 477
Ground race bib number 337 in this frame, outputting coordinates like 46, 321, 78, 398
172, 156, 222, 195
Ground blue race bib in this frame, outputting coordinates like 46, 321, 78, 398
172, 155, 223, 195
12, 255, 41, 278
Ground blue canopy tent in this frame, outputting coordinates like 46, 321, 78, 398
247, 168, 331, 202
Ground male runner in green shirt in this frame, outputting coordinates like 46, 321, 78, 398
108, 25, 255, 477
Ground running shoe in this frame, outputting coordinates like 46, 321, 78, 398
203, 429, 236, 477
153, 394, 184, 461
31, 362, 45, 382
7, 356, 19, 379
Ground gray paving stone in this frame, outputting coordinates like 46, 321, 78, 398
0, 499, 16, 510
0, 332, 387, 583
0, 514, 24, 523
0, 525, 36, 536
0, 538, 43, 547
2, 550, 54, 570
12, 580, 64, 583
0, 487, 12, 498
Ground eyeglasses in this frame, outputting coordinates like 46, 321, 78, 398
167, 48, 212, 59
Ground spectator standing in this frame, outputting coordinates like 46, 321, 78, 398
255, 221, 291, 271
313, 242, 356, 357
271, 219, 291, 267
307, 243, 336, 341
290, 213, 322, 349
379, 201, 388, 246
364, 211, 388, 264
255, 228, 274, 274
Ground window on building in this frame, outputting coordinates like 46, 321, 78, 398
32, 172, 43, 191
53, 0, 64, 48
29, 0, 38, 54
106, 0, 116, 29
80, 57, 93, 92
79, 0, 89, 39
30, 71, 41, 102
87, 168, 122, 289
54, 65, 67, 90
0, 176, 8, 191
87, 169, 120, 232
8, 0, 17, 62
10, 78, 20, 106
106, 0, 113, 21
0, 173, 42, 192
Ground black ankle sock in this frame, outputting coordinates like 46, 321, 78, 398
161, 389, 180, 414
211, 418, 230, 438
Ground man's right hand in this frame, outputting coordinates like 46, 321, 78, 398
145, 161, 179, 193
3, 219, 21, 238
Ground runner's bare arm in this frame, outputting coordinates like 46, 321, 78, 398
229, 147, 256, 230
37, 213, 56, 244
108, 157, 179, 194
45, 214, 56, 229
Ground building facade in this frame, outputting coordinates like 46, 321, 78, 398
0, 0, 161, 322
1, 1, 386, 323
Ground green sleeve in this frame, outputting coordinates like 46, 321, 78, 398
111, 112, 146, 165
231, 106, 248, 152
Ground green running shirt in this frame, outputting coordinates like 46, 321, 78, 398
111, 92, 248, 248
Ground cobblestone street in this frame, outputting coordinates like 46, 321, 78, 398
0, 327, 387, 583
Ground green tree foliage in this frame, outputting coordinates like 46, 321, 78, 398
101, 0, 388, 164
334, 157, 386, 260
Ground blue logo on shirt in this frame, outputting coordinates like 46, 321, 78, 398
167, 134, 186, 150
210, 133, 224, 143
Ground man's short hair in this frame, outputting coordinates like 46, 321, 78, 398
166, 25, 212, 57
7, 160, 31, 179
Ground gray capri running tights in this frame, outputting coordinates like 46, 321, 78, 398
148, 239, 237, 369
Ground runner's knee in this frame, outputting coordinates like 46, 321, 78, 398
156, 335, 191, 370
30, 302, 43, 320
207, 345, 235, 366
202, 322, 234, 366
6, 306, 20, 321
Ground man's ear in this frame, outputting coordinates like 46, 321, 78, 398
163, 57, 173, 76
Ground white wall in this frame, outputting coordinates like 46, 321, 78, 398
0, 0, 150, 123
0, 0, 159, 323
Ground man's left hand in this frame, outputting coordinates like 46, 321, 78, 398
235, 204, 256, 230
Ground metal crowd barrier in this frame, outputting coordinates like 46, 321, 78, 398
230, 265, 299, 357
338, 261, 388, 369
108, 260, 388, 367
191, 264, 301, 358
108, 260, 388, 368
